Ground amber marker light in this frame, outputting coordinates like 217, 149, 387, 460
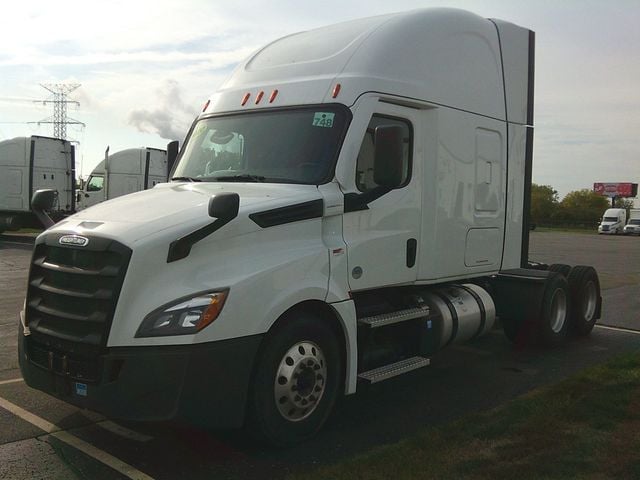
269, 89, 279, 103
255, 91, 264, 104
332, 83, 341, 98
202, 99, 211, 112
241, 93, 251, 106
195, 291, 229, 332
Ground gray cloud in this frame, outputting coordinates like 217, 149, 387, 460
127, 80, 194, 140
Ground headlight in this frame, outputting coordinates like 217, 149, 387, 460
136, 290, 228, 338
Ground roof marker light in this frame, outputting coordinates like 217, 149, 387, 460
202, 99, 211, 112
269, 89, 279, 103
255, 91, 264, 104
332, 83, 341, 98
241, 93, 251, 106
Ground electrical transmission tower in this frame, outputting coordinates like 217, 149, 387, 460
33, 83, 85, 140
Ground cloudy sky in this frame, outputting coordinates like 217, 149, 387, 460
0, 0, 638, 201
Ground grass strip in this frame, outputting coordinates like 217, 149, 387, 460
534, 227, 597, 235
294, 352, 640, 480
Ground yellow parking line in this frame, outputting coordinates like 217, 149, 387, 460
0, 378, 23, 386
595, 324, 640, 335
0, 395, 154, 480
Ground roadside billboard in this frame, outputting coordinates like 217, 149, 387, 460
593, 182, 638, 198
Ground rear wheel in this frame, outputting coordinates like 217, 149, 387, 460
538, 273, 571, 346
567, 266, 600, 336
247, 312, 341, 446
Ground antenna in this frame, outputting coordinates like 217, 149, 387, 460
32, 83, 85, 140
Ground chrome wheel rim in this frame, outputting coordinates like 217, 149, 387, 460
274, 341, 326, 422
550, 288, 568, 333
582, 281, 597, 321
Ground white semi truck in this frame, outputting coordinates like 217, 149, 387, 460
624, 208, 640, 235
598, 208, 627, 234
0, 136, 75, 231
76, 147, 168, 210
19, 9, 601, 445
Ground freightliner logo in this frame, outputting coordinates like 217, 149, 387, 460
59, 235, 90, 247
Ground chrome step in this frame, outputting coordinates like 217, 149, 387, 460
358, 356, 430, 384
358, 306, 429, 328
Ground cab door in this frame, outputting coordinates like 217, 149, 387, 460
341, 104, 422, 291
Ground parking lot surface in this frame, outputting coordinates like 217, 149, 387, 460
0, 231, 638, 479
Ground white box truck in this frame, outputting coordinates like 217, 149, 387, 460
76, 147, 168, 210
623, 208, 640, 235
19, 9, 602, 445
598, 208, 627, 234
0, 136, 75, 231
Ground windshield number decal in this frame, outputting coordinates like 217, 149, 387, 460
312, 112, 335, 128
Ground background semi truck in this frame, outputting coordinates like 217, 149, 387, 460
19, 9, 602, 446
624, 208, 640, 235
0, 135, 75, 232
598, 208, 627, 234
77, 147, 168, 210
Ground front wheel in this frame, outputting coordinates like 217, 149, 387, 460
247, 312, 341, 446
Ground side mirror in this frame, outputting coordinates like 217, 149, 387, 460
373, 125, 405, 188
209, 192, 240, 220
31, 189, 57, 228
167, 140, 179, 181
32, 189, 56, 211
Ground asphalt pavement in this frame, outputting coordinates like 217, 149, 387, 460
0, 231, 638, 479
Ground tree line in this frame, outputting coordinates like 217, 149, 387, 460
530, 184, 634, 228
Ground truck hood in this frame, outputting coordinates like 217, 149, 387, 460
53, 182, 323, 243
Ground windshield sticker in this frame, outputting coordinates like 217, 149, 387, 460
312, 112, 335, 128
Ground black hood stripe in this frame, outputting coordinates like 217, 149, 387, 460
249, 199, 324, 228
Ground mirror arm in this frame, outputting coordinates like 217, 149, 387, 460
167, 192, 239, 263
344, 186, 392, 213
167, 217, 232, 263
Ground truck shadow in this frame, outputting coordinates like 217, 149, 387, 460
97, 330, 633, 480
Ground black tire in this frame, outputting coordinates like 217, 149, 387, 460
549, 263, 571, 278
567, 266, 601, 336
538, 273, 571, 346
246, 312, 341, 446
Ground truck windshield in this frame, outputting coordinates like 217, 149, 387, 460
173, 106, 349, 184
603, 217, 618, 222
629, 219, 640, 225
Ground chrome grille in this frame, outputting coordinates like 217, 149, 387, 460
26, 235, 131, 357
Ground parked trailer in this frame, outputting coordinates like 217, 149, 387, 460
0, 136, 75, 231
76, 147, 168, 210
19, 9, 601, 446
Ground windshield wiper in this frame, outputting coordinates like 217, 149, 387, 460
214, 174, 266, 183
171, 176, 202, 182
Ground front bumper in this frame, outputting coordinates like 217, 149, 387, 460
19, 328, 263, 429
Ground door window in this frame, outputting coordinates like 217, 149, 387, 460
86, 175, 104, 191
356, 115, 412, 192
